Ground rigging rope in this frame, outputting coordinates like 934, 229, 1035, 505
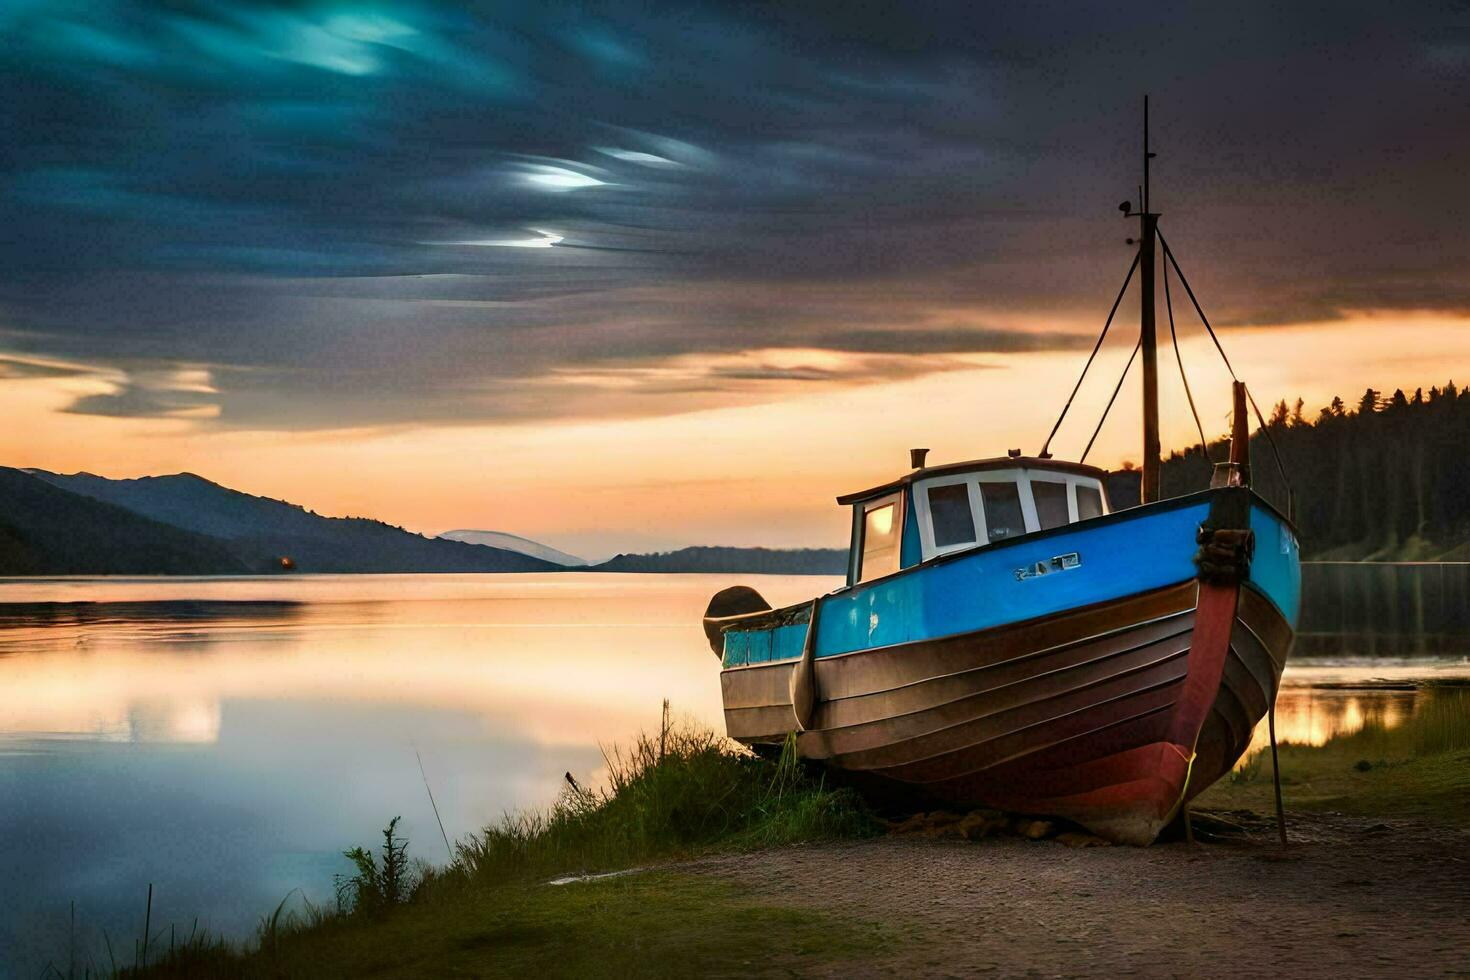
1158, 231, 1296, 520
1163, 229, 1293, 845
1164, 258, 1212, 464
1039, 250, 1141, 458
1080, 336, 1141, 463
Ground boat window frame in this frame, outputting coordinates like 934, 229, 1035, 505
910, 468, 1111, 561
1073, 480, 1108, 522
1024, 471, 1111, 530
852, 492, 904, 584
1024, 471, 1073, 529
913, 474, 982, 558
973, 471, 1029, 545
913, 468, 1030, 560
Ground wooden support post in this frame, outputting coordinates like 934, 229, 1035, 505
1228, 380, 1250, 480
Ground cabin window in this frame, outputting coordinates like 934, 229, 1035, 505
858, 497, 900, 582
1031, 480, 1070, 531
979, 481, 1026, 542
926, 483, 976, 548
1075, 483, 1105, 521
869, 467, 1110, 565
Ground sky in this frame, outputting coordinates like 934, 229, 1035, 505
2, 1, 1468, 558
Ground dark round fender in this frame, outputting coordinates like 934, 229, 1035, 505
701, 585, 771, 657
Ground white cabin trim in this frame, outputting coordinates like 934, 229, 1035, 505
910, 466, 1110, 563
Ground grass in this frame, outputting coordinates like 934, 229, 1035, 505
455, 724, 876, 884
106, 874, 896, 979
1200, 686, 1470, 826
92, 720, 884, 979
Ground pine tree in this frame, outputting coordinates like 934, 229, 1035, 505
1135, 380, 1470, 559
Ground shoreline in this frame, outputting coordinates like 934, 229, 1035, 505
110, 727, 1469, 978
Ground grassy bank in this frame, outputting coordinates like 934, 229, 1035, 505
75, 690, 1470, 977
1199, 686, 1470, 827
106, 724, 886, 979
129, 873, 895, 979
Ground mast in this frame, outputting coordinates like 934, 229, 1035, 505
1139, 96, 1161, 504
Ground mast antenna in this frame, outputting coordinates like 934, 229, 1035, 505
1143, 95, 1151, 213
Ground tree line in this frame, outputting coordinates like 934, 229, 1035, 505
1108, 382, 1470, 559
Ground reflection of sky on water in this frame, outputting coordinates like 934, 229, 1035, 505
1239, 661, 1470, 762
0, 573, 826, 976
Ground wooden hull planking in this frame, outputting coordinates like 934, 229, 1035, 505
720, 579, 1291, 845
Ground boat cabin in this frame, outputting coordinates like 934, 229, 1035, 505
837, 455, 1110, 586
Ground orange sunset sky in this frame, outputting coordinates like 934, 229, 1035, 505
6, 312, 1466, 558
4, 3, 1468, 559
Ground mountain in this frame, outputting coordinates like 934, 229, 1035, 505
438, 529, 588, 567
23, 470, 560, 574
593, 546, 846, 575
0, 467, 250, 575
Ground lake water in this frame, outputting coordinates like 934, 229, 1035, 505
2, 573, 1467, 976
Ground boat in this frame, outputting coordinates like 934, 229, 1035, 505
700, 103, 1301, 845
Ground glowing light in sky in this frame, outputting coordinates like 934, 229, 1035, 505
522, 166, 605, 190
441, 230, 565, 248
596, 147, 679, 167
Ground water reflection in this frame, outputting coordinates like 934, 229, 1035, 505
1242, 662, 1470, 762
0, 573, 829, 976
0, 598, 301, 631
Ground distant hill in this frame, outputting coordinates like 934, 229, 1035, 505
0, 467, 249, 575
593, 546, 846, 575
438, 529, 588, 567
22, 470, 560, 574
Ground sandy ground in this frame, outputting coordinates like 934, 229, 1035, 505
686, 812, 1470, 978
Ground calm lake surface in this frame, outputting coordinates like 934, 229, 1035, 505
2, 572, 1468, 975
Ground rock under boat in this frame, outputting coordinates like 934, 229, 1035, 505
700, 107, 1300, 845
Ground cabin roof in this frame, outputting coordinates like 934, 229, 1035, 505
835, 455, 1108, 505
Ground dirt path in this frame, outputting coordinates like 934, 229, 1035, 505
687, 813, 1470, 978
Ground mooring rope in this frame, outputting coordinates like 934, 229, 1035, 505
1268, 701, 1288, 846
1040, 250, 1141, 458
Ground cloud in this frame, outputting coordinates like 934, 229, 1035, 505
62, 365, 221, 420
810, 328, 1094, 356
0, 1, 1467, 429
0, 355, 94, 381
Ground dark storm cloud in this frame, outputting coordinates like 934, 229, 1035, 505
1, 0, 1467, 427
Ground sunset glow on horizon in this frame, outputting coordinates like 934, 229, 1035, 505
6, 310, 1467, 558
4, 2, 1467, 558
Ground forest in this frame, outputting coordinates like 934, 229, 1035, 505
1106, 382, 1470, 559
